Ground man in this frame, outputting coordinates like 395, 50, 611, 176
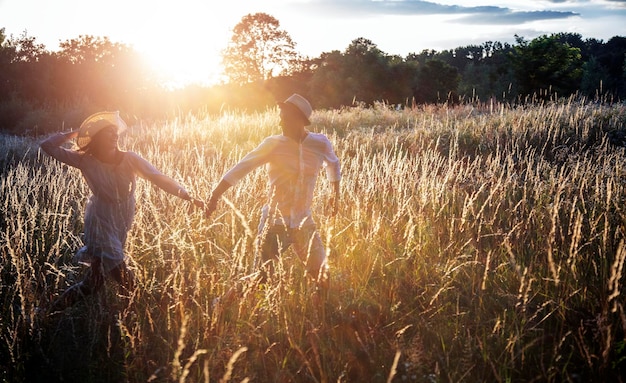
206, 94, 341, 287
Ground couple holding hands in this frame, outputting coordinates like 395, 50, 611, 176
40, 94, 341, 312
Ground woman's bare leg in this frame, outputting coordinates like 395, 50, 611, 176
49, 260, 105, 312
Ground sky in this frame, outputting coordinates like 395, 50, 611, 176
1, 0, 625, 87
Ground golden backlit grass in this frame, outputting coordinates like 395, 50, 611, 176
1, 98, 626, 382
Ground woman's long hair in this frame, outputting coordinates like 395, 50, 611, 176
78, 125, 119, 156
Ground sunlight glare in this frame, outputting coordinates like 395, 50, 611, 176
139, 43, 224, 88
127, 1, 239, 88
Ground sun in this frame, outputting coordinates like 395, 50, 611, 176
127, 2, 240, 88
139, 42, 225, 88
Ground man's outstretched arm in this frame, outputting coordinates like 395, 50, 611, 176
329, 181, 340, 217
205, 179, 233, 218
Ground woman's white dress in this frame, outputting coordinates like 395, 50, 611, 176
41, 134, 185, 272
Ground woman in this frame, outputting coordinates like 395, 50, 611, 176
40, 111, 204, 312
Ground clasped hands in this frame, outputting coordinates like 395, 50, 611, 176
185, 195, 218, 219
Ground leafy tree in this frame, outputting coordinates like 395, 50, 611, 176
55, 35, 154, 108
553, 32, 587, 57
405, 50, 437, 72
0, 30, 46, 95
509, 34, 583, 97
414, 59, 459, 104
308, 50, 348, 108
221, 13, 300, 85
4, 31, 53, 102
0, 30, 56, 132
458, 41, 515, 101
309, 38, 414, 108
57, 35, 119, 64
342, 38, 395, 104
436, 47, 473, 74
4, 30, 46, 63
0, 28, 15, 93
581, 56, 610, 97
386, 55, 420, 106
595, 36, 626, 97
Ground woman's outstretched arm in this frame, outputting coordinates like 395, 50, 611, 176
127, 152, 205, 209
40, 130, 82, 167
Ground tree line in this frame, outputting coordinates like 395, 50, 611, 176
1, 13, 625, 135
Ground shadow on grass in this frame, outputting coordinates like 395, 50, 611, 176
25, 294, 130, 383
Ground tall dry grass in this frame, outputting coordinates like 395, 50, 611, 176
1, 98, 625, 382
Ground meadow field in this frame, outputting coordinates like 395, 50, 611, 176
1, 98, 625, 382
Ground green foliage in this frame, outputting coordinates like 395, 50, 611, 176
54, 35, 157, 108
457, 43, 516, 101
510, 34, 584, 97
596, 36, 626, 96
221, 13, 300, 85
414, 59, 460, 104
581, 56, 611, 96
310, 39, 372, 107
309, 38, 419, 108
1, 21, 625, 134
